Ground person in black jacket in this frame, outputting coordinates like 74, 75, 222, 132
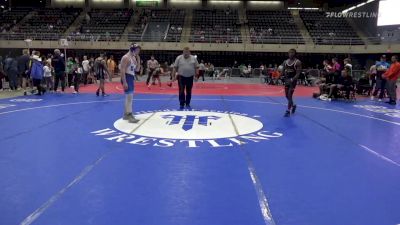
4, 54, 19, 91
51, 49, 66, 92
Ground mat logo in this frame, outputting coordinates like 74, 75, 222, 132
9, 98, 43, 102
354, 105, 400, 118
162, 114, 220, 131
91, 109, 283, 149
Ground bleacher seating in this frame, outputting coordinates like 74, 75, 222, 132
13, 8, 81, 40
0, 7, 371, 47
247, 10, 304, 44
127, 9, 148, 42
190, 9, 241, 43
299, 10, 363, 45
0, 8, 30, 33
75, 9, 133, 41
128, 9, 185, 42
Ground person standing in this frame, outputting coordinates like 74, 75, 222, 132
17, 49, 31, 95
281, 49, 302, 117
52, 49, 66, 92
66, 57, 75, 88
43, 61, 53, 91
120, 43, 141, 123
88, 57, 96, 84
383, 55, 400, 105
146, 55, 159, 86
30, 51, 45, 96
73, 57, 82, 94
197, 60, 206, 82
172, 47, 199, 110
82, 55, 90, 85
369, 63, 377, 91
4, 54, 19, 91
372, 55, 390, 101
0, 56, 4, 91
94, 54, 109, 96
107, 55, 116, 82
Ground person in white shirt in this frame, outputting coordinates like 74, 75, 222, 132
82, 55, 90, 85
43, 61, 53, 91
343, 58, 352, 76
197, 60, 206, 81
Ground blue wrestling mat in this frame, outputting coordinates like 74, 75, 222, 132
0, 93, 400, 225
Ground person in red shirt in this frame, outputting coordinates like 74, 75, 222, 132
383, 55, 400, 105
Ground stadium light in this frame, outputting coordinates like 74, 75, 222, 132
92, 0, 123, 2
248, 1, 282, 6
170, 0, 200, 3
209, 0, 241, 4
54, 0, 84, 2
288, 7, 319, 10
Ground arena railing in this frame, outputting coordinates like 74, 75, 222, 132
1, 33, 398, 46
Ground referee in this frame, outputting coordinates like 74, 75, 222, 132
172, 47, 199, 110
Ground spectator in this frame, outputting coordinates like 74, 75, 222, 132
239, 63, 246, 77
318, 60, 334, 96
382, 55, 400, 105
356, 74, 372, 96
327, 66, 353, 101
66, 57, 75, 88
43, 61, 53, 91
30, 51, 45, 96
52, 49, 66, 92
88, 57, 96, 84
369, 63, 377, 90
260, 64, 270, 84
4, 54, 18, 91
0, 56, 4, 91
344, 58, 352, 75
82, 55, 90, 85
322, 59, 334, 83
107, 55, 116, 82
372, 55, 390, 101
243, 64, 252, 78
232, 60, 238, 68
271, 64, 281, 85
197, 60, 206, 82
73, 57, 82, 94
207, 63, 215, 77
17, 49, 31, 95
332, 58, 341, 83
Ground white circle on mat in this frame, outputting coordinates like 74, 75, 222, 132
114, 110, 263, 140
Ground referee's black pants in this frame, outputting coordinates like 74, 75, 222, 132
178, 75, 194, 107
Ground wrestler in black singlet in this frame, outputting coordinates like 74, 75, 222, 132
284, 58, 299, 88
282, 49, 301, 117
